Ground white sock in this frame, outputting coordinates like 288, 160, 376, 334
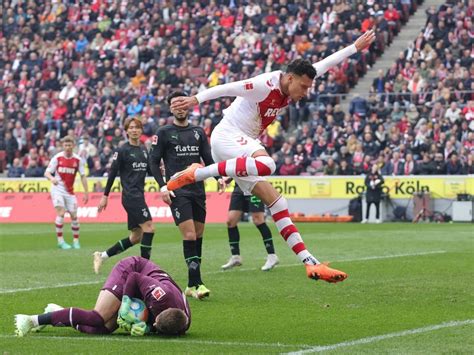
194, 165, 218, 181
31, 315, 39, 327
101, 252, 109, 259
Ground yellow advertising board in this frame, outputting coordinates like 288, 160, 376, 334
0, 176, 472, 199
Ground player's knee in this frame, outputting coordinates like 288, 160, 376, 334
129, 230, 142, 244
255, 156, 276, 175
252, 214, 265, 225
183, 231, 197, 240
142, 221, 154, 233
226, 221, 237, 228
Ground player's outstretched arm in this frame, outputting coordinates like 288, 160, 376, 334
313, 29, 375, 78
170, 77, 270, 111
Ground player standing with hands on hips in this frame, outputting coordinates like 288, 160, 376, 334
167, 30, 376, 283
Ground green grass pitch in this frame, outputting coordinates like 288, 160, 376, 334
1, 222, 473, 354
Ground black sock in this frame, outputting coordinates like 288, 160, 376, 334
257, 223, 275, 254
183, 240, 202, 287
228, 226, 240, 255
140, 232, 154, 260
196, 237, 203, 263
38, 313, 52, 325
106, 237, 133, 257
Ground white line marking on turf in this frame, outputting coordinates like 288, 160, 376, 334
285, 320, 474, 354
0, 250, 446, 294
0, 334, 310, 349
0, 281, 102, 294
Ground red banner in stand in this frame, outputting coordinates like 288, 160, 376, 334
0, 193, 230, 223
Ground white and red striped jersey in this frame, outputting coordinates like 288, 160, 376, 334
196, 44, 357, 139
46, 152, 85, 195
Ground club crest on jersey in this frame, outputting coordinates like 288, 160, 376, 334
112, 152, 118, 160
193, 130, 200, 141
151, 286, 166, 301
152, 135, 158, 145
142, 208, 149, 218
244, 82, 253, 91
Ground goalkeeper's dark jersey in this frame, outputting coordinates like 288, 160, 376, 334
150, 124, 214, 196
104, 142, 151, 200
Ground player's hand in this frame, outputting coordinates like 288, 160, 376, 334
217, 178, 228, 194
355, 29, 376, 52
98, 195, 108, 213
82, 192, 89, 204
130, 321, 148, 336
160, 186, 175, 205
51, 178, 59, 185
170, 96, 198, 111
117, 315, 132, 332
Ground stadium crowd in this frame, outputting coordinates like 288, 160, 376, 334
0, 0, 472, 179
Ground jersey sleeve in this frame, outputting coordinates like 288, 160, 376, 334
198, 128, 215, 167
149, 129, 167, 188
195, 74, 272, 103
78, 156, 86, 176
313, 44, 357, 78
103, 148, 121, 196
46, 154, 59, 175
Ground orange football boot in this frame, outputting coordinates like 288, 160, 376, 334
167, 163, 203, 191
306, 262, 348, 283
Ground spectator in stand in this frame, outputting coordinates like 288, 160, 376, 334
24, 159, 44, 177
446, 153, 463, 175
7, 158, 25, 178
278, 156, 299, 176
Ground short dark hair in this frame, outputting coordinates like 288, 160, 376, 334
167, 91, 188, 106
286, 59, 316, 79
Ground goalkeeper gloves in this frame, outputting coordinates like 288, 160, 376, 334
117, 295, 136, 330
131, 321, 149, 336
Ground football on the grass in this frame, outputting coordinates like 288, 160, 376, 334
128, 298, 149, 322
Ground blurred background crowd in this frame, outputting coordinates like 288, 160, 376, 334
0, 0, 472, 179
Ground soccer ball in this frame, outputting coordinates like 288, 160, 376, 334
127, 298, 149, 323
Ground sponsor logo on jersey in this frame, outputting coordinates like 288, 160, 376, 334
152, 286, 166, 301
152, 135, 158, 145
57, 166, 76, 174
132, 162, 148, 169
263, 108, 283, 117
244, 82, 253, 90
174, 145, 199, 153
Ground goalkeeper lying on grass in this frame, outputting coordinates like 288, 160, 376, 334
15, 256, 191, 337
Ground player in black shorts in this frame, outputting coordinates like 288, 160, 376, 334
93, 118, 155, 274
150, 91, 225, 300
222, 184, 279, 271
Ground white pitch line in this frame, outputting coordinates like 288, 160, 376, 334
0, 334, 309, 349
0, 281, 103, 294
286, 320, 474, 354
0, 250, 446, 294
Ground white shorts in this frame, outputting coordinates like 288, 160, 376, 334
51, 190, 77, 212
211, 121, 266, 195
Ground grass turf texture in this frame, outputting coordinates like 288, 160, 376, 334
1, 223, 473, 354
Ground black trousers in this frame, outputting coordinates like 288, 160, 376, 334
366, 201, 380, 219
